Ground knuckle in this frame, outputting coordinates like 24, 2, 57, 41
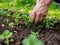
36, 11, 41, 15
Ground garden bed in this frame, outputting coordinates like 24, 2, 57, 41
0, 9, 60, 45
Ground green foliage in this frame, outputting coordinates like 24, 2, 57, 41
16, 0, 36, 6
3, 19, 9, 24
22, 14, 31, 26
12, 10, 31, 26
0, 9, 11, 18
0, 0, 13, 3
49, 2, 60, 10
48, 10, 60, 19
0, 30, 13, 45
8, 22, 14, 28
12, 11, 20, 25
22, 31, 44, 45
30, 18, 58, 30
44, 18, 57, 29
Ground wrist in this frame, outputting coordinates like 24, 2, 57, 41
39, 0, 52, 6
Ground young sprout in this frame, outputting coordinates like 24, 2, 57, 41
0, 30, 13, 45
12, 11, 20, 26
3, 19, 9, 24
44, 18, 57, 29
8, 22, 14, 28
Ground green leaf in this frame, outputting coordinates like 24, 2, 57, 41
22, 39, 30, 45
8, 32, 13, 38
22, 32, 44, 45
3, 30, 13, 38
9, 22, 14, 27
3, 30, 9, 35
0, 34, 5, 40
33, 40, 44, 45
10, 39, 14, 42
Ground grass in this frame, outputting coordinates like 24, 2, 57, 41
48, 2, 60, 19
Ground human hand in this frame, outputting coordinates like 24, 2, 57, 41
30, 3, 48, 24
30, 0, 52, 24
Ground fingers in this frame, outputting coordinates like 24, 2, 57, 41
30, 12, 46, 24
30, 10, 46, 24
35, 11, 46, 24
35, 14, 40, 24
39, 14, 46, 22
30, 11, 36, 23
35, 12, 40, 24
30, 1, 48, 24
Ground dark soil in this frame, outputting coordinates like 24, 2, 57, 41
0, 11, 60, 45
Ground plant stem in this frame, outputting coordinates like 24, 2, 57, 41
6, 38, 9, 45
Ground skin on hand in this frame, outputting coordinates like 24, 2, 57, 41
30, 0, 52, 24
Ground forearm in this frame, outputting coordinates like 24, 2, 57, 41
36, 0, 52, 6
36, 0, 40, 4
44, 0, 52, 6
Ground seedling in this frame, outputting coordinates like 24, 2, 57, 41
12, 11, 20, 26
22, 31, 44, 45
0, 30, 13, 45
8, 22, 14, 28
3, 19, 9, 24
0, 9, 11, 18
44, 18, 57, 29
12, 10, 31, 26
22, 14, 31, 26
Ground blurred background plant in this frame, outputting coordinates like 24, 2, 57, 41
0, 0, 60, 18
22, 31, 44, 45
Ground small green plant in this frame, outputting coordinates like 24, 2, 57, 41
0, 9, 11, 18
12, 10, 31, 26
22, 14, 31, 26
31, 18, 58, 29
0, 30, 13, 45
3, 19, 9, 24
44, 18, 57, 29
12, 11, 20, 25
8, 22, 14, 28
22, 31, 44, 45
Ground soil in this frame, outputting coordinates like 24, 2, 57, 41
0, 11, 60, 45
